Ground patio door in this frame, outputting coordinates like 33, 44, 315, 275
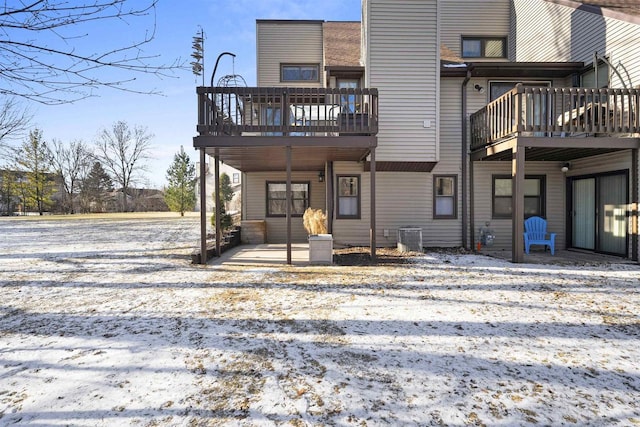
572, 178, 595, 249
570, 172, 628, 256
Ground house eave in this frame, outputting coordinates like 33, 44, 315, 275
441, 61, 585, 78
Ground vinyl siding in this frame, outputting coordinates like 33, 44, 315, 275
365, 0, 439, 162
440, 0, 512, 60
243, 171, 326, 243
512, 0, 640, 87
331, 162, 370, 247
472, 162, 566, 251
474, 151, 635, 255
430, 78, 464, 245
257, 21, 324, 87
332, 162, 462, 249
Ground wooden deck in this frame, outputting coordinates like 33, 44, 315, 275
482, 248, 637, 266
470, 85, 640, 153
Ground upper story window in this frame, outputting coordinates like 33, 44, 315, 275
581, 60, 609, 88
462, 37, 507, 58
338, 79, 360, 113
281, 64, 320, 82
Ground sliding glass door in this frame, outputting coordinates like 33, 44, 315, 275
570, 172, 628, 256
599, 174, 628, 255
572, 178, 595, 250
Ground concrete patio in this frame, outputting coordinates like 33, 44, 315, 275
207, 243, 637, 267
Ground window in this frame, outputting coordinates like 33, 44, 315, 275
336, 175, 360, 219
492, 175, 546, 219
281, 64, 319, 82
581, 61, 609, 88
232, 173, 240, 184
462, 37, 506, 58
434, 175, 457, 219
489, 81, 551, 102
263, 106, 283, 136
338, 79, 360, 113
266, 182, 309, 217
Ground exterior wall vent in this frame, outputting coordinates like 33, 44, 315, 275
397, 227, 423, 253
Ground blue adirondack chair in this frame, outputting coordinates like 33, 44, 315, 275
523, 216, 556, 255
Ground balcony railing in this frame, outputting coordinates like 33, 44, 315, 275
470, 85, 640, 150
197, 86, 378, 137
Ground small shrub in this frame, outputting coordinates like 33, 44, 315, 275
303, 208, 328, 235
211, 204, 232, 231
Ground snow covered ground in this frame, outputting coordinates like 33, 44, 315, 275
1, 216, 639, 426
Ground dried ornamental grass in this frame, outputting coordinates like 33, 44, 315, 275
303, 208, 328, 235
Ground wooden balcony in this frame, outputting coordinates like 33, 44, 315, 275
470, 85, 640, 152
196, 86, 378, 137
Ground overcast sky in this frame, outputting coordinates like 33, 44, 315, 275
25, 0, 361, 189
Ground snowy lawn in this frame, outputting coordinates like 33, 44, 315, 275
1, 215, 639, 426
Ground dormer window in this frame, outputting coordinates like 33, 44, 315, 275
462, 37, 507, 58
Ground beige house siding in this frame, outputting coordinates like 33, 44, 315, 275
243, 171, 326, 243
257, 21, 324, 87
332, 162, 464, 249
472, 162, 567, 251
364, 0, 439, 162
512, 0, 640, 87
430, 78, 464, 245
440, 0, 512, 60
331, 162, 371, 247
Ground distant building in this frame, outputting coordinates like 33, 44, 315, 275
105, 188, 169, 212
195, 161, 242, 216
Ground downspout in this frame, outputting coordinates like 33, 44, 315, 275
461, 67, 472, 249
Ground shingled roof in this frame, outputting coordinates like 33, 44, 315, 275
549, 0, 640, 19
577, 0, 640, 16
323, 21, 361, 67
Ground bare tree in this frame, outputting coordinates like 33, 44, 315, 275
0, 1, 184, 105
0, 98, 31, 156
51, 139, 92, 214
94, 120, 153, 212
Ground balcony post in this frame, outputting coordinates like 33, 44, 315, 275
199, 149, 207, 264
370, 147, 376, 263
515, 84, 524, 134
214, 150, 221, 258
633, 148, 638, 262
286, 145, 292, 265
512, 143, 525, 263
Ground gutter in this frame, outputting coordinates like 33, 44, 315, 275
461, 67, 472, 249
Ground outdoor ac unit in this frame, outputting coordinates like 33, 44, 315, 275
397, 227, 423, 253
